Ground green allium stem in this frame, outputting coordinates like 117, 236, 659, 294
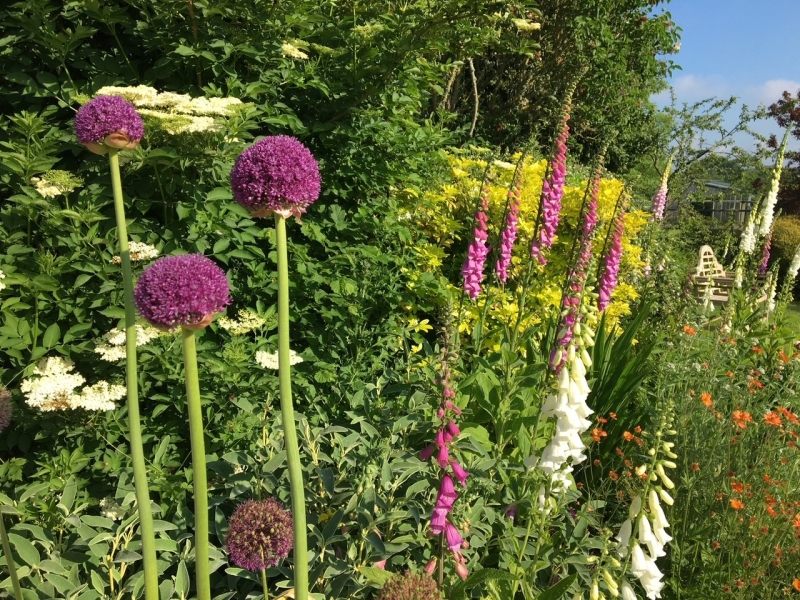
261, 567, 269, 600
275, 215, 309, 600
108, 150, 159, 600
0, 512, 22, 600
180, 327, 211, 600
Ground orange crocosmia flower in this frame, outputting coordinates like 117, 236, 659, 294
716, 492, 724, 501
609, 412, 618, 420
765, 411, 782, 427
623, 431, 634, 442
591, 428, 607, 443
727, 371, 735, 378
730, 499, 745, 510
634, 425, 642, 434
691, 462, 700, 471
683, 325, 696, 335
778, 407, 799, 424
779, 349, 790, 363
793, 579, 800, 592
700, 392, 713, 407
731, 481, 744, 493
609, 470, 619, 481
597, 417, 608, 424
752, 346, 765, 354
733, 411, 753, 429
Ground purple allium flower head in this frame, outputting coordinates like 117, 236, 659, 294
462, 193, 490, 300
230, 135, 321, 219
377, 571, 443, 600
496, 170, 524, 283
226, 498, 293, 571
134, 254, 230, 330
74, 96, 144, 153
598, 210, 626, 312
0, 387, 11, 434
759, 233, 771, 274
531, 116, 570, 264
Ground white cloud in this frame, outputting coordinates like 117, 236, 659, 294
745, 79, 800, 106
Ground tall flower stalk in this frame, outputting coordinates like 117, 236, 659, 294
74, 96, 158, 600
462, 188, 491, 299
598, 205, 627, 312
757, 126, 791, 238
231, 136, 321, 600
496, 166, 524, 284
650, 151, 675, 221
135, 254, 231, 600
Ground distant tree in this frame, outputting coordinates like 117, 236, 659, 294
768, 90, 800, 216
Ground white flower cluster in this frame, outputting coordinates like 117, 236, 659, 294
71, 381, 126, 411
615, 441, 677, 599
99, 497, 126, 520
255, 349, 304, 370
20, 357, 123, 411
512, 18, 541, 31
30, 170, 83, 198
218, 309, 267, 335
739, 220, 756, 255
281, 42, 308, 60
94, 324, 163, 362
758, 129, 790, 237
94, 86, 243, 135
0, 270, 5, 292
529, 324, 596, 493
111, 241, 160, 265
788, 244, 800, 281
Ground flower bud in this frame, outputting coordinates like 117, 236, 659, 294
423, 557, 437, 575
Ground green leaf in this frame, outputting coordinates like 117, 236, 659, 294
175, 560, 189, 599
207, 187, 233, 201
7, 534, 40, 566
537, 574, 577, 600
59, 476, 77, 513
449, 568, 519, 600
42, 323, 60, 348
113, 550, 142, 563
359, 566, 392, 585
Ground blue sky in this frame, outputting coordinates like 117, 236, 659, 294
653, 0, 800, 149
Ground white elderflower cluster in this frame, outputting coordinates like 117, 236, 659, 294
256, 349, 304, 370
352, 23, 385, 41
281, 42, 309, 60
218, 309, 267, 335
94, 324, 163, 362
99, 497, 126, 520
71, 381, 126, 411
21, 357, 123, 412
111, 241, 160, 265
94, 86, 243, 135
512, 18, 541, 31
30, 170, 84, 198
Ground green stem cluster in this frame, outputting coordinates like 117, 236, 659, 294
0, 512, 22, 600
275, 215, 309, 600
181, 328, 211, 600
108, 150, 159, 600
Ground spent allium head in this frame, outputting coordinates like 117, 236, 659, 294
74, 96, 144, 155
531, 117, 570, 264
496, 169, 523, 283
226, 498, 293, 571
230, 135, 321, 219
377, 571, 443, 600
598, 211, 626, 312
0, 386, 11, 433
462, 194, 490, 299
134, 254, 230, 330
